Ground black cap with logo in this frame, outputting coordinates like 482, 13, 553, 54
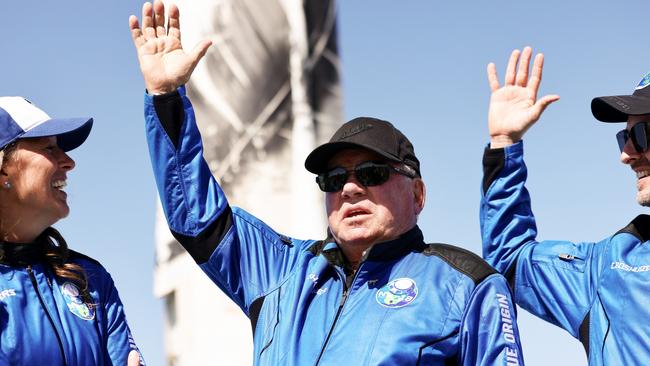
304, 117, 421, 176
592, 72, 650, 123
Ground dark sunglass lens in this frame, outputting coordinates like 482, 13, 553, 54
319, 168, 348, 192
616, 129, 628, 153
355, 163, 390, 187
631, 122, 649, 153
316, 176, 328, 192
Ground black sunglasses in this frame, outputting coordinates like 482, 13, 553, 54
316, 161, 416, 193
616, 121, 650, 153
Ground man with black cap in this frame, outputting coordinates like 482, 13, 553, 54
481, 46, 650, 365
129, 1, 524, 365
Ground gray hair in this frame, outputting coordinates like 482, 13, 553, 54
0, 142, 19, 168
400, 163, 418, 178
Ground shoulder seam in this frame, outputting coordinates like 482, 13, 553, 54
423, 243, 497, 285
615, 214, 650, 242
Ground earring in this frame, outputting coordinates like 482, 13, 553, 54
2, 181, 11, 189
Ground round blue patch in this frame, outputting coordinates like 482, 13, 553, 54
635, 72, 650, 90
375, 278, 418, 308
61, 282, 95, 321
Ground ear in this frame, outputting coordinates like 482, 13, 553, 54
412, 178, 426, 215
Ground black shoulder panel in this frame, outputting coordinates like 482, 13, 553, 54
307, 240, 326, 256
308, 240, 348, 269
68, 250, 102, 267
153, 90, 184, 148
482, 147, 506, 195
616, 214, 650, 242
423, 243, 497, 285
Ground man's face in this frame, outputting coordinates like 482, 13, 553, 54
621, 115, 650, 206
325, 148, 425, 257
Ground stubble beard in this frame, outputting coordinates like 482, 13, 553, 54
637, 188, 650, 207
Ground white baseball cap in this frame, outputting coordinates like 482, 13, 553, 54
0, 96, 93, 151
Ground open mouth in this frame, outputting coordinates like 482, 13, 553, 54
343, 207, 370, 219
52, 180, 67, 190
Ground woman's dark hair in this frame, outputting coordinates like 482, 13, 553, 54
41, 227, 92, 303
2, 140, 91, 303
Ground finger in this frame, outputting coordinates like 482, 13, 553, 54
528, 53, 545, 100
189, 40, 213, 67
129, 15, 145, 48
515, 46, 532, 87
487, 63, 500, 91
127, 350, 141, 366
504, 49, 520, 86
153, 0, 166, 38
167, 3, 181, 41
533, 94, 560, 117
141, 2, 156, 39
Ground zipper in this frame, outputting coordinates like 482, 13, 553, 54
314, 266, 360, 365
27, 265, 68, 366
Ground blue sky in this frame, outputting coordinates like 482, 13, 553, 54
2, 1, 649, 365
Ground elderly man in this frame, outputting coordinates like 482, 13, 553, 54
130, 1, 524, 364
481, 46, 650, 365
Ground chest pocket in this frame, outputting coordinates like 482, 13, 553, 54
416, 335, 458, 365
253, 286, 281, 359
532, 241, 589, 273
250, 266, 338, 364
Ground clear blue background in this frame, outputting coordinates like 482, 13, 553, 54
2, 1, 648, 365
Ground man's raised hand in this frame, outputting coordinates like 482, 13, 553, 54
129, 0, 212, 94
486, 47, 560, 148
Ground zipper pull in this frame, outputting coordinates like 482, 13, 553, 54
339, 289, 349, 306
558, 253, 575, 261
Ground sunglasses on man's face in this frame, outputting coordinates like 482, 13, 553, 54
316, 161, 416, 193
616, 121, 650, 154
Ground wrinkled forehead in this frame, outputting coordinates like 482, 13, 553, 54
627, 114, 650, 128
326, 147, 387, 169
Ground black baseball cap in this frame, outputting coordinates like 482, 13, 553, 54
304, 117, 421, 176
591, 72, 650, 123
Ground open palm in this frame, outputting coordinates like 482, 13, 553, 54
486, 47, 559, 148
129, 1, 211, 94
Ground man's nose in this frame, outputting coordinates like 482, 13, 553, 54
341, 173, 365, 197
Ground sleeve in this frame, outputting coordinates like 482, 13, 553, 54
480, 141, 604, 337
458, 274, 525, 366
101, 270, 145, 366
143, 87, 310, 314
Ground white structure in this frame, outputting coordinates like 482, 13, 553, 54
152, 1, 341, 365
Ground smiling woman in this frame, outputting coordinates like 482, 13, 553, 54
0, 97, 143, 366
1, 137, 76, 234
